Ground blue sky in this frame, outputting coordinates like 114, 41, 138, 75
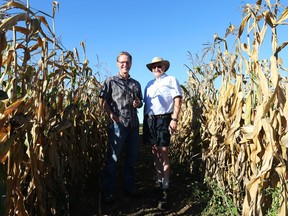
27, 0, 246, 121
27, 0, 245, 83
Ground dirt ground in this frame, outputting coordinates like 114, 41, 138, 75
72, 139, 208, 216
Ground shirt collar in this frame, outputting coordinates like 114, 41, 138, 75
117, 73, 130, 80
155, 73, 167, 80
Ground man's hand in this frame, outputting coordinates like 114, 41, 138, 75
133, 98, 141, 108
110, 113, 120, 123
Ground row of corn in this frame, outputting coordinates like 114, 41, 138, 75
0, 1, 109, 215
173, 1, 288, 215
1, 0, 288, 215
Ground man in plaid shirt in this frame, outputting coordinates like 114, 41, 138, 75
99, 51, 143, 204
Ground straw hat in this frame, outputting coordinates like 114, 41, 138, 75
146, 57, 170, 72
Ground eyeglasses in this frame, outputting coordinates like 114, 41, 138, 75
117, 61, 130, 65
152, 65, 162, 69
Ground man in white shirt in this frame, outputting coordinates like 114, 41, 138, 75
143, 57, 182, 209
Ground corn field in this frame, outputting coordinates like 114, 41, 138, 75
0, 0, 288, 216
0, 1, 109, 215
172, 0, 288, 215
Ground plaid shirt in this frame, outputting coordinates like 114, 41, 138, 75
99, 74, 143, 128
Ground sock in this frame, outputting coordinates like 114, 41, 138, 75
162, 178, 169, 189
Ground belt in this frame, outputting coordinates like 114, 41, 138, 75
146, 114, 171, 119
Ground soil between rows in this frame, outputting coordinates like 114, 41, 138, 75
72, 135, 208, 216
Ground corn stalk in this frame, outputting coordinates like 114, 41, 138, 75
0, 1, 108, 215
174, 0, 288, 215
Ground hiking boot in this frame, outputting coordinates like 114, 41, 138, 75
157, 189, 168, 210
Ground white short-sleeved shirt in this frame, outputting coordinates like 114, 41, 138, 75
144, 73, 182, 115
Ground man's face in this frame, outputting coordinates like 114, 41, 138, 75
117, 55, 131, 77
152, 64, 165, 78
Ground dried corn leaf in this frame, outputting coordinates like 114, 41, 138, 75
0, 133, 16, 163
1, 1, 34, 14
0, 13, 30, 31
239, 14, 251, 37
263, 10, 275, 28
37, 16, 55, 36
274, 165, 288, 216
0, 96, 27, 129
280, 132, 288, 148
276, 7, 288, 25
244, 90, 252, 125
275, 40, 288, 55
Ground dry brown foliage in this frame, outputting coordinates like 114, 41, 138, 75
172, 1, 288, 215
0, 1, 108, 215
1, 0, 288, 216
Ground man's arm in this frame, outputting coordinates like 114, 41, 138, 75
100, 98, 120, 122
169, 96, 182, 134
171, 96, 182, 120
